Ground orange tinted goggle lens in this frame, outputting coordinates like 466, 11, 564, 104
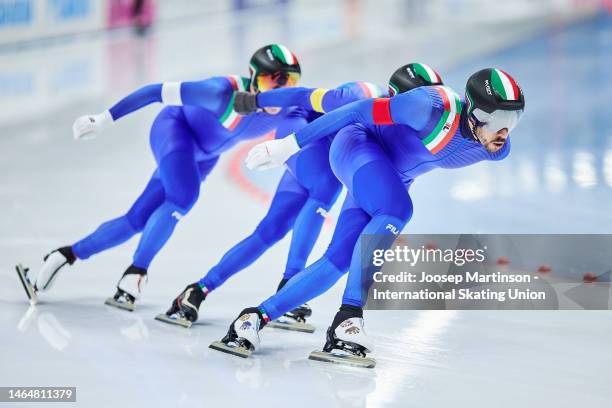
256, 71, 300, 91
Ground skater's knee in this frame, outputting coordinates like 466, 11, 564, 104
125, 212, 147, 232
374, 196, 413, 222
254, 215, 292, 245
167, 185, 199, 213
308, 176, 341, 207
324, 251, 351, 272
324, 244, 352, 272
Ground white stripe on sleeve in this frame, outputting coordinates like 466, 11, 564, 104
161, 82, 183, 105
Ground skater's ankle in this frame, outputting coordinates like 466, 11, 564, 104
125, 264, 147, 276
197, 282, 210, 296
58, 246, 77, 264
331, 304, 363, 329
340, 304, 363, 316
239, 307, 270, 328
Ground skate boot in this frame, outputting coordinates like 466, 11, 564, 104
309, 305, 376, 368
209, 307, 268, 358
155, 282, 206, 328
267, 303, 315, 333
16, 246, 76, 305
105, 265, 147, 312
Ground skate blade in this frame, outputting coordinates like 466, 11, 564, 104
308, 350, 376, 369
154, 313, 192, 328
209, 341, 252, 358
267, 320, 315, 333
15, 264, 38, 305
104, 297, 135, 312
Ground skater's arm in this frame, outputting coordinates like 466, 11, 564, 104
256, 87, 322, 110
293, 88, 432, 147
273, 108, 311, 140
256, 82, 383, 114
108, 78, 229, 119
72, 78, 233, 140
244, 89, 432, 170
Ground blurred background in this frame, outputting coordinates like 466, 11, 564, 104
1, 1, 612, 407
2, 0, 611, 236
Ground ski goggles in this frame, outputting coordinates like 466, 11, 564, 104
471, 108, 523, 133
255, 71, 300, 92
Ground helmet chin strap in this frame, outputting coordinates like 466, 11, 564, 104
460, 110, 480, 143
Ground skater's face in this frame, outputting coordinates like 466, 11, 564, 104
474, 123, 508, 153
254, 71, 300, 93
251, 71, 299, 115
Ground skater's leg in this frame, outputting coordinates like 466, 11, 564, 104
314, 133, 412, 360
259, 195, 370, 320
132, 148, 203, 269
282, 142, 342, 280
199, 171, 307, 292
341, 159, 413, 307
34, 171, 165, 292
71, 175, 164, 260
71, 109, 189, 261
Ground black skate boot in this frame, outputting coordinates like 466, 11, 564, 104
155, 282, 206, 328
15, 264, 37, 305
209, 307, 268, 358
105, 265, 147, 312
309, 305, 376, 368
267, 303, 315, 333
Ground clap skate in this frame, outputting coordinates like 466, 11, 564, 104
105, 265, 147, 312
15, 264, 38, 305
309, 317, 376, 368
155, 283, 206, 328
15, 247, 76, 305
210, 308, 264, 358
267, 303, 315, 333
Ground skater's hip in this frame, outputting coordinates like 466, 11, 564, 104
149, 108, 202, 165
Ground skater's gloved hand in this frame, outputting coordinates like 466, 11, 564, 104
233, 92, 259, 115
245, 134, 300, 170
72, 111, 113, 141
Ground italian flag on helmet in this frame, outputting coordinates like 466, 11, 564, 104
491, 68, 520, 101
270, 44, 298, 66
412, 63, 442, 84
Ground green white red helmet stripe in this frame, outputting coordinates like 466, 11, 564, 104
422, 86, 462, 154
358, 81, 383, 98
249, 63, 258, 84
388, 83, 400, 96
271, 44, 297, 65
491, 68, 519, 101
413, 63, 441, 84
465, 90, 474, 114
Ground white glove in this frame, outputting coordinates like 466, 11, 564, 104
72, 110, 113, 140
245, 133, 300, 170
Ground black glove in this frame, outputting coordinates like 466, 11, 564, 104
233, 92, 259, 115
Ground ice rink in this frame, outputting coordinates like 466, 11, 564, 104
1, 1, 612, 407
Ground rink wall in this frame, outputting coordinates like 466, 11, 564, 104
0, 0, 607, 47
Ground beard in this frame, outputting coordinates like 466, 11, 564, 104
483, 138, 506, 153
